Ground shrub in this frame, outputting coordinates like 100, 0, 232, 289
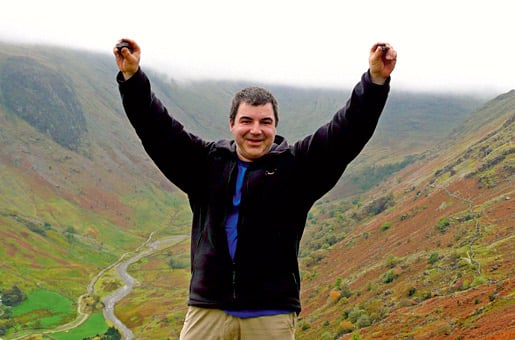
299, 320, 311, 331
24, 221, 47, 236
340, 284, 353, 299
383, 269, 396, 283
428, 252, 439, 265
365, 194, 395, 216
348, 306, 367, 324
168, 256, 189, 270
407, 287, 417, 297
329, 290, 341, 302
356, 314, 371, 328
380, 222, 392, 231
436, 218, 450, 233
339, 320, 355, 333
471, 275, 488, 287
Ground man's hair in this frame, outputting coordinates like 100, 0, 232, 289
229, 86, 279, 126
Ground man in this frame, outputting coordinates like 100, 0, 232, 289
114, 39, 397, 339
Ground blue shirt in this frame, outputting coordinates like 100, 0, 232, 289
224, 160, 248, 261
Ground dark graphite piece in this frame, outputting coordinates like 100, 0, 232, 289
116, 42, 132, 54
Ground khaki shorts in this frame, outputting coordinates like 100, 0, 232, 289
179, 306, 297, 340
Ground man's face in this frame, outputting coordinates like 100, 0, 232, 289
230, 102, 277, 162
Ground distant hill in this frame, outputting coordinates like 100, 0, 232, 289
0, 41, 511, 339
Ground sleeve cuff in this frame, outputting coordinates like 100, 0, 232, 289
365, 70, 391, 87
116, 68, 142, 85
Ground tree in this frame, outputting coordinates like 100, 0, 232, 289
1, 286, 26, 307
105, 326, 121, 340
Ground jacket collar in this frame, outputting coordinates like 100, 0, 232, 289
212, 135, 290, 160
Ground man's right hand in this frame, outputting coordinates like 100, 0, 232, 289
113, 38, 140, 80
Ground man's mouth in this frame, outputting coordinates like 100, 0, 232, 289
246, 139, 263, 146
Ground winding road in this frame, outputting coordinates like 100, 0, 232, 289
101, 234, 188, 340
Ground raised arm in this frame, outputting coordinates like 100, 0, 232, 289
114, 39, 210, 195
295, 42, 397, 202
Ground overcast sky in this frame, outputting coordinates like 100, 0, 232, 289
1, 0, 513, 94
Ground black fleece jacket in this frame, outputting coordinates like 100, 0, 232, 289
117, 69, 390, 313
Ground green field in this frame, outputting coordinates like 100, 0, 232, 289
12, 289, 76, 328
9, 289, 108, 338
51, 313, 108, 340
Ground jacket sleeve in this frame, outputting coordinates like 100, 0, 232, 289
294, 70, 390, 202
117, 68, 209, 195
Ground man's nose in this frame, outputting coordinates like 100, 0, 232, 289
249, 122, 261, 134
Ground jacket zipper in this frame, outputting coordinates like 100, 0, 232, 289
229, 160, 239, 303
232, 264, 237, 301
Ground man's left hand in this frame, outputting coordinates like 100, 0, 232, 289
369, 42, 397, 85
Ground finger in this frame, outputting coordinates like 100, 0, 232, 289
370, 46, 384, 65
371, 46, 382, 59
386, 48, 397, 62
113, 48, 125, 62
